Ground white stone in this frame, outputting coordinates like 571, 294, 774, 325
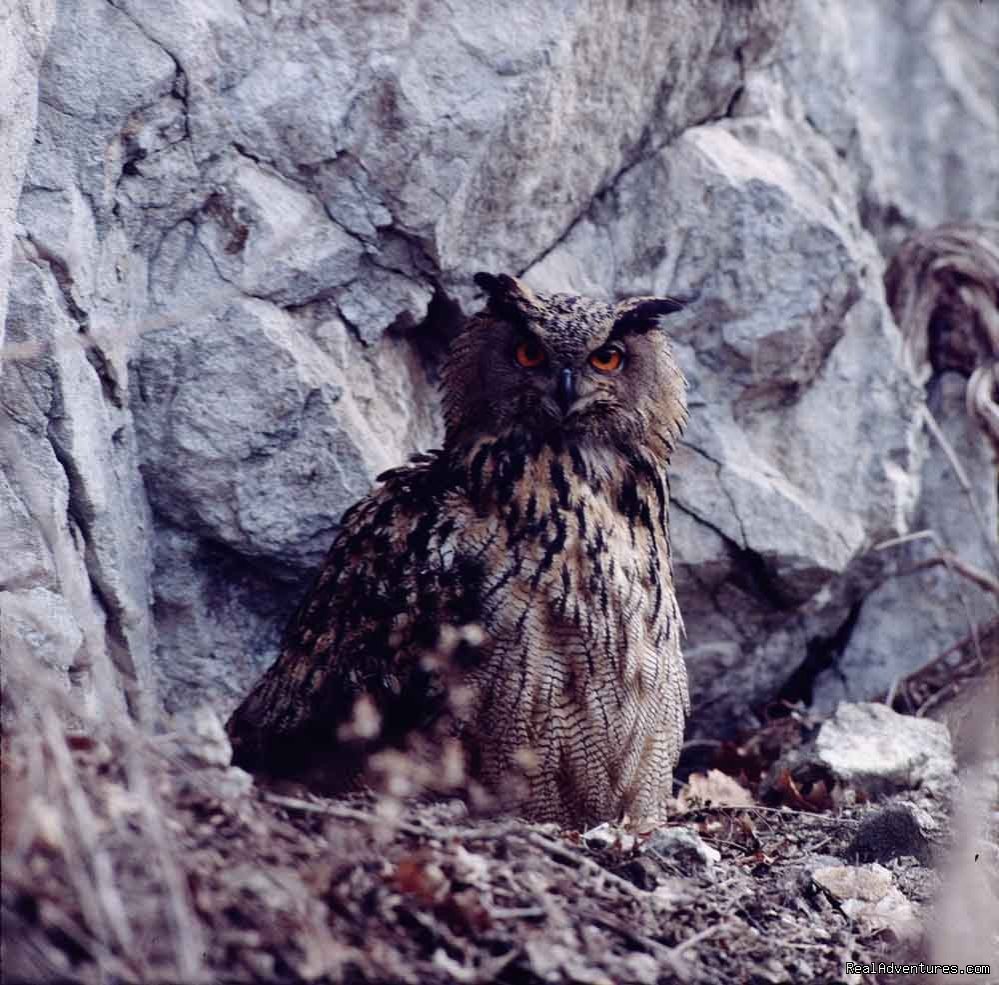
815, 703, 956, 795
646, 826, 721, 870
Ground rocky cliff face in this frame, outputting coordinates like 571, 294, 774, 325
2, 0, 996, 735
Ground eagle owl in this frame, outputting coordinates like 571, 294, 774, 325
226, 273, 689, 829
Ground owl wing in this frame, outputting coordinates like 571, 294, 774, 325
225, 453, 485, 786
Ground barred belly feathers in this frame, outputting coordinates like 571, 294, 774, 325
226, 272, 689, 829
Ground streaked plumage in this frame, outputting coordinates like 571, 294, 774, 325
227, 273, 689, 828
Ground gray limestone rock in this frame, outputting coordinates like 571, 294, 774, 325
0, 0, 55, 336
1, 0, 994, 736
814, 703, 956, 798
646, 827, 721, 875
779, 0, 999, 257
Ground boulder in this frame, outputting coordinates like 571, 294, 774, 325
813, 703, 956, 798
2, 0, 994, 735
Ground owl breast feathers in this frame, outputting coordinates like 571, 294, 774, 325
226, 272, 690, 829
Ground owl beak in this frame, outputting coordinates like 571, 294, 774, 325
555, 367, 576, 416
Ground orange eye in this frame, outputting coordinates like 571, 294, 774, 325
515, 339, 546, 368
589, 346, 623, 373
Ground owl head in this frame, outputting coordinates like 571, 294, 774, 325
442, 273, 688, 458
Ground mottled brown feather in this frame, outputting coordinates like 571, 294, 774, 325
227, 275, 689, 828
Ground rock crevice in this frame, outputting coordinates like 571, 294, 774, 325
1, 0, 994, 733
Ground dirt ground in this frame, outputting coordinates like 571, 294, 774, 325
4, 677, 995, 985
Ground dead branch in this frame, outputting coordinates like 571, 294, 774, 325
266, 791, 660, 906
874, 528, 988, 667
124, 740, 207, 983
262, 791, 525, 843
919, 404, 999, 570
521, 830, 666, 906
37, 704, 139, 981
898, 553, 999, 598
885, 616, 999, 717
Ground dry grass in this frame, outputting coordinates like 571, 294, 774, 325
5, 643, 970, 985
1, 654, 208, 983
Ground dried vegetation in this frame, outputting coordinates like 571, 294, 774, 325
3, 649, 995, 985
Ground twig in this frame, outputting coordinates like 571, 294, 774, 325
668, 834, 746, 857
2, 896, 137, 984
874, 528, 985, 668
404, 907, 474, 970
38, 705, 139, 980
581, 908, 691, 980
670, 920, 731, 957
913, 683, 963, 719
262, 791, 527, 841
919, 404, 999, 570
885, 675, 902, 709
674, 804, 860, 825
900, 618, 995, 684
523, 831, 654, 904
264, 791, 425, 835
874, 530, 937, 552
124, 739, 207, 984
267, 791, 670, 907
899, 553, 999, 598
781, 939, 845, 951
489, 905, 546, 920
886, 618, 998, 715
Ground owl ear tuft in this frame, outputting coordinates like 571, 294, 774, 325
474, 272, 540, 318
610, 295, 686, 338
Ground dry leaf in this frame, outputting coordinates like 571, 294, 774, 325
678, 769, 754, 810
